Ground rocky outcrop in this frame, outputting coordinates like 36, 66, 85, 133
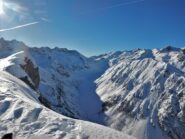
20, 57, 40, 90
1, 133, 13, 139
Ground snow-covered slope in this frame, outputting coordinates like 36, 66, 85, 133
29, 47, 108, 122
95, 48, 185, 139
0, 68, 134, 139
0, 38, 106, 122
0, 38, 185, 139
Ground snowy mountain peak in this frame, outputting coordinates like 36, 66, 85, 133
0, 38, 185, 139
160, 46, 182, 53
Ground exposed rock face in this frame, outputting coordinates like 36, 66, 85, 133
20, 57, 40, 89
158, 82, 185, 139
1, 133, 13, 139
19, 76, 36, 90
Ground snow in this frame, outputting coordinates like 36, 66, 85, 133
1, 39, 185, 139
95, 48, 185, 139
0, 71, 135, 139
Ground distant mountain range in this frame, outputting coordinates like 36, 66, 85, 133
0, 38, 184, 139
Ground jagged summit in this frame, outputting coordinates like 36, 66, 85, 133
160, 45, 182, 52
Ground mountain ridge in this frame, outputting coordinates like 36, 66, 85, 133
0, 38, 185, 139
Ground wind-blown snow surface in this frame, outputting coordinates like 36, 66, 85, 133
0, 38, 185, 139
0, 68, 134, 139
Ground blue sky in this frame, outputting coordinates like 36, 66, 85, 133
0, 0, 185, 56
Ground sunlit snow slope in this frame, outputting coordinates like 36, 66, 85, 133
0, 65, 134, 139
95, 48, 185, 139
0, 38, 185, 139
